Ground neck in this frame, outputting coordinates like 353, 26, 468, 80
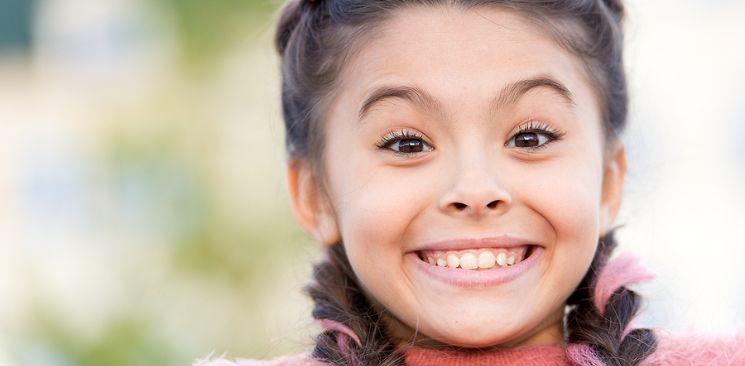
492, 308, 566, 348
382, 306, 566, 351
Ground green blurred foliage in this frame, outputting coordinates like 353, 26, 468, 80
25, 307, 180, 366
154, 0, 281, 71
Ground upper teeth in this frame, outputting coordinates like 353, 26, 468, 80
477, 251, 495, 269
446, 254, 460, 268
459, 252, 478, 270
496, 252, 507, 266
421, 247, 528, 270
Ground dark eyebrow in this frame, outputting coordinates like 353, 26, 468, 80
358, 85, 444, 121
491, 75, 574, 113
358, 75, 574, 122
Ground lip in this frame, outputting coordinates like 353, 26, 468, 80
406, 245, 543, 288
410, 236, 543, 252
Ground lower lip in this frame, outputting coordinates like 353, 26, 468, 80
406, 246, 543, 288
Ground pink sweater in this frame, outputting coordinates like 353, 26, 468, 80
193, 329, 745, 366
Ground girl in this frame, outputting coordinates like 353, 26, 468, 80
197, 0, 745, 365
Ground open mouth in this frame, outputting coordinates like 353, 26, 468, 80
416, 245, 536, 270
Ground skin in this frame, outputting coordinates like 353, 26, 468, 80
288, 5, 627, 349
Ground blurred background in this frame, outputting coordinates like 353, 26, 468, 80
0, 0, 743, 365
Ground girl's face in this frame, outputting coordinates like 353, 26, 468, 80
290, 6, 626, 348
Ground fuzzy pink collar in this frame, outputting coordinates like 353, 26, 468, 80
403, 344, 569, 366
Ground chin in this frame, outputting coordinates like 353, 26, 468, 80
424, 321, 525, 349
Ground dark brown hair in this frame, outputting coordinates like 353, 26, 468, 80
274, 0, 656, 365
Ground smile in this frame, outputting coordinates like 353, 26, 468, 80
417, 246, 530, 270
407, 239, 543, 288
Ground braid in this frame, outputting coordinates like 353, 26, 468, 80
306, 243, 404, 365
565, 230, 658, 366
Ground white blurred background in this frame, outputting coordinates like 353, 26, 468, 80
0, 0, 743, 365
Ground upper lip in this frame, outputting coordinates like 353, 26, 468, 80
411, 236, 541, 252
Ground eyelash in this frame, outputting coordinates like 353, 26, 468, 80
375, 129, 433, 156
506, 120, 567, 152
375, 121, 566, 155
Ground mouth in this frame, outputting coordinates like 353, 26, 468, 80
407, 244, 542, 288
416, 245, 535, 270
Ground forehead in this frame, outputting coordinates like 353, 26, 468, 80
332, 5, 599, 120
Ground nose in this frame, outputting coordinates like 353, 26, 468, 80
438, 162, 512, 218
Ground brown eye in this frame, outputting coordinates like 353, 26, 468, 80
378, 133, 434, 155
514, 132, 540, 147
398, 138, 424, 153
506, 130, 553, 150
506, 121, 565, 151
386, 137, 434, 154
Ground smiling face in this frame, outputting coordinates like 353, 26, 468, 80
288, 5, 626, 348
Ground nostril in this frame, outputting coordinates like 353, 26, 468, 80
486, 200, 498, 209
453, 202, 467, 210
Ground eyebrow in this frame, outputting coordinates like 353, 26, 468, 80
358, 85, 445, 121
358, 75, 574, 121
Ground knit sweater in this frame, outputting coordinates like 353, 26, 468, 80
193, 329, 745, 366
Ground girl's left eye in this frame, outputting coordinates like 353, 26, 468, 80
376, 130, 434, 155
505, 121, 565, 151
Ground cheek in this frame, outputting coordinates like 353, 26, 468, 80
336, 167, 432, 247
542, 169, 600, 235
329, 167, 439, 312
517, 157, 603, 282
324, 146, 436, 279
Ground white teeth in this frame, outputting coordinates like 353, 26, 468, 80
446, 254, 460, 268
477, 251, 496, 269
459, 252, 478, 269
422, 246, 529, 269
496, 252, 507, 266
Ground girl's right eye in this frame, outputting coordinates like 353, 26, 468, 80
376, 130, 434, 155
